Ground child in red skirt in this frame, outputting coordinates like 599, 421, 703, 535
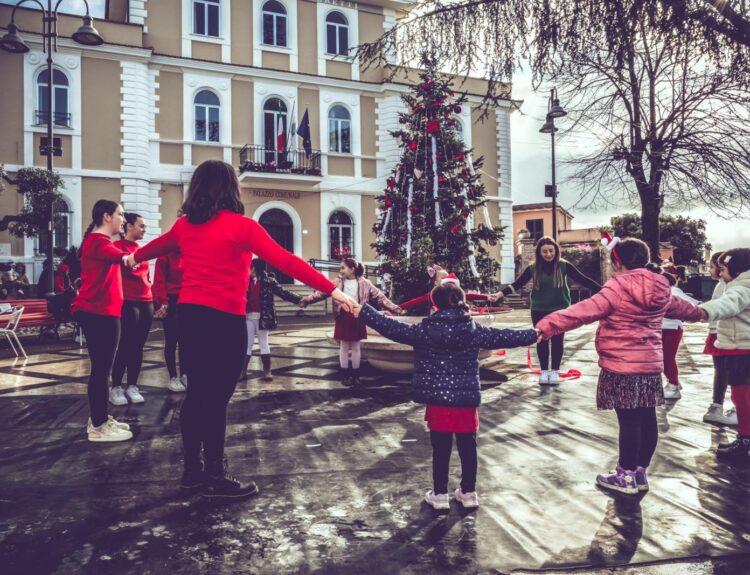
354, 281, 538, 510
301, 257, 402, 386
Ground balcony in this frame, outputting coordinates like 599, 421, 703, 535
238, 144, 323, 189
34, 110, 71, 128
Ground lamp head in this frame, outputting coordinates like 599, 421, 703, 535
539, 116, 558, 134
72, 16, 104, 46
0, 23, 30, 54
548, 98, 567, 118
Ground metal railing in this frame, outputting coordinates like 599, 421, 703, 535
239, 144, 322, 176
308, 258, 379, 278
34, 110, 71, 128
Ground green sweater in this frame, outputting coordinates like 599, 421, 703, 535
503, 260, 602, 312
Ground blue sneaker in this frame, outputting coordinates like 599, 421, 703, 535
634, 466, 649, 492
596, 465, 638, 495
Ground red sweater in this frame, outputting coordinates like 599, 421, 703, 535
135, 210, 336, 316
115, 239, 152, 302
247, 279, 262, 313
71, 233, 127, 317
152, 251, 183, 306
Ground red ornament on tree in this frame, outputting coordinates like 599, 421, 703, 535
454, 105, 462, 114
421, 82, 431, 89
450, 223, 462, 235
384, 197, 393, 207
409, 205, 419, 213
426, 120, 440, 134
386, 178, 395, 189
456, 153, 465, 160
408, 141, 418, 150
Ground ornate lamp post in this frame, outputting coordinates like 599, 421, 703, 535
539, 87, 567, 242
0, 1, 103, 294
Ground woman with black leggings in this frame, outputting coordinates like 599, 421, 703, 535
153, 251, 186, 392
129, 160, 358, 500
490, 236, 600, 386
110, 213, 154, 406
72, 200, 133, 443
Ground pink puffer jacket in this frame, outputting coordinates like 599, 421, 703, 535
536, 269, 703, 375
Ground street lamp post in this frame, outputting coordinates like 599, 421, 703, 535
539, 88, 566, 242
0, 0, 103, 295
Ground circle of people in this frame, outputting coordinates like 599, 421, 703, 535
65, 159, 749, 506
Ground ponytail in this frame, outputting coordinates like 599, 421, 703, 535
79, 199, 120, 257
431, 282, 470, 312
343, 257, 365, 278
79, 222, 96, 257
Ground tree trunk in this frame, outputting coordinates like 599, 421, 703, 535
640, 195, 661, 262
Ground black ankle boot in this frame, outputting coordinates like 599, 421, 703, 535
350, 368, 361, 386
180, 452, 206, 490
261, 354, 273, 381
717, 435, 750, 460
201, 457, 259, 500
341, 367, 354, 387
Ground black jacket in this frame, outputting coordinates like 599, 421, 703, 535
360, 304, 537, 407
246, 273, 302, 330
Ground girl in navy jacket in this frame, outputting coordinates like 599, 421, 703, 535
353, 282, 537, 511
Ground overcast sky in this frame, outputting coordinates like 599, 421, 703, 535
0, 0, 106, 17
510, 68, 749, 251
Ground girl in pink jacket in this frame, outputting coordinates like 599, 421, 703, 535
301, 257, 402, 386
536, 238, 702, 496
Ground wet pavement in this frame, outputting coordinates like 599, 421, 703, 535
1, 312, 749, 575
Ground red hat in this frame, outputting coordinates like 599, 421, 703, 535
441, 273, 460, 286
600, 231, 621, 250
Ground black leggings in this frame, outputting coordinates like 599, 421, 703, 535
178, 304, 247, 463
430, 431, 478, 494
712, 356, 729, 405
163, 294, 183, 379
531, 309, 565, 370
112, 301, 154, 388
74, 311, 120, 427
615, 407, 658, 470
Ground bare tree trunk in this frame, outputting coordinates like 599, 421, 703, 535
640, 191, 662, 262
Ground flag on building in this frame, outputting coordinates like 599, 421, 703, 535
297, 108, 312, 156
276, 116, 285, 152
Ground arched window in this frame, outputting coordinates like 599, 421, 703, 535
262, 0, 287, 47
263, 97, 288, 155
36, 69, 70, 127
38, 198, 72, 255
328, 105, 351, 154
194, 90, 220, 142
193, 0, 220, 37
326, 11, 349, 56
328, 210, 353, 259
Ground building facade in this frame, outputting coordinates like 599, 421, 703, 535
0, 0, 517, 284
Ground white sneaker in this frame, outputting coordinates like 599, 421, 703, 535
548, 371, 561, 386
167, 376, 186, 393
88, 416, 130, 432
88, 420, 133, 443
109, 386, 127, 406
539, 370, 550, 385
454, 488, 479, 509
703, 403, 738, 426
181, 374, 188, 388
125, 386, 145, 404
663, 383, 681, 399
424, 490, 450, 510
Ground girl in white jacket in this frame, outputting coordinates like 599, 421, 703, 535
699, 248, 750, 460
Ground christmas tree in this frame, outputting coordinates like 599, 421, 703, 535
372, 55, 505, 305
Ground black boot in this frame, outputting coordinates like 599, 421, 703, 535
238, 355, 251, 382
350, 367, 361, 386
341, 367, 354, 387
180, 451, 206, 491
201, 457, 259, 500
716, 434, 750, 460
261, 354, 273, 382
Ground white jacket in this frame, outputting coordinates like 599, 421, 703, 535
662, 287, 700, 330
701, 270, 750, 350
708, 280, 727, 334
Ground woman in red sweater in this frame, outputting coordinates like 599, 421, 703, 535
153, 250, 186, 393
128, 160, 356, 500
110, 213, 154, 406
71, 200, 133, 443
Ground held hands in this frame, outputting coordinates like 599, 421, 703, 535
488, 292, 505, 303
331, 288, 357, 313
535, 328, 545, 344
122, 253, 138, 270
351, 302, 363, 318
154, 305, 167, 319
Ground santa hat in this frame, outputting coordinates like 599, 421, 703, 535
441, 273, 461, 286
600, 231, 621, 251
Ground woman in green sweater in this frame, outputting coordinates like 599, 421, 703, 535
490, 236, 601, 385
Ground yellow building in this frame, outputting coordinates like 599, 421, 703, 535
0, 0, 517, 284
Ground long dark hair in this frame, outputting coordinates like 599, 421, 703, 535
181, 160, 244, 224
120, 212, 142, 239
79, 199, 119, 256
342, 257, 365, 278
532, 236, 562, 290
611, 238, 650, 269
720, 248, 750, 279
431, 282, 470, 312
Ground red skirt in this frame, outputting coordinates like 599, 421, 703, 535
425, 405, 479, 433
704, 332, 750, 356
334, 312, 367, 342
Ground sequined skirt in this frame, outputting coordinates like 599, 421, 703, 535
596, 369, 664, 410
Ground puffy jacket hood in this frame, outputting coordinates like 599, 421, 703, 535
611, 268, 670, 312
422, 309, 476, 346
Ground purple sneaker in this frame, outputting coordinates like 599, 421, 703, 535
596, 465, 638, 495
634, 466, 649, 492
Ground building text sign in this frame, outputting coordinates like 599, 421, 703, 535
251, 190, 301, 200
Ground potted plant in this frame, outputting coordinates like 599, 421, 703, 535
517, 228, 530, 240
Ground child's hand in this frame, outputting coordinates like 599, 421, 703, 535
700, 307, 709, 321
394, 306, 405, 315
535, 329, 545, 343
298, 300, 307, 309
488, 292, 504, 303
351, 302, 363, 318
154, 305, 167, 319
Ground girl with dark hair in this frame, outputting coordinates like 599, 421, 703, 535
240, 258, 303, 382
489, 236, 601, 385
702, 251, 737, 426
110, 213, 153, 406
153, 250, 186, 393
352, 282, 538, 510
300, 257, 402, 386
698, 248, 750, 460
127, 160, 355, 500
72, 199, 133, 443
536, 237, 702, 495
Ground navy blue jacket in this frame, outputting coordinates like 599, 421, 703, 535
360, 304, 538, 407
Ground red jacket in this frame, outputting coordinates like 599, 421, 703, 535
71, 233, 127, 317
114, 239, 152, 302
135, 211, 335, 316
537, 269, 702, 375
152, 251, 183, 307
401, 291, 487, 311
